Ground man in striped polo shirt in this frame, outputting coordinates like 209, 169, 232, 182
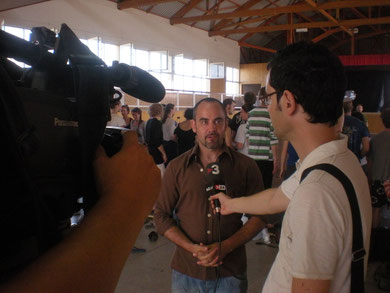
246, 96, 279, 189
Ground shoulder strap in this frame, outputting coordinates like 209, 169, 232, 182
300, 163, 366, 293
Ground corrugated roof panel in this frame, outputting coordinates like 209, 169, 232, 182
228, 33, 247, 40
150, 1, 185, 18
193, 21, 212, 30
185, 7, 208, 18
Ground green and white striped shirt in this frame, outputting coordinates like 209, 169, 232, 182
246, 107, 278, 161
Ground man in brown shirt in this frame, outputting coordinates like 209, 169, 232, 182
154, 98, 265, 293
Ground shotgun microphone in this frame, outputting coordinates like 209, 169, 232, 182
205, 162, 226, 214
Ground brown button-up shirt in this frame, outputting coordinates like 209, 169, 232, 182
154, 143, 263, 280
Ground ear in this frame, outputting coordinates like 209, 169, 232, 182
191, 119, 197, 133
282, 90, 297, 115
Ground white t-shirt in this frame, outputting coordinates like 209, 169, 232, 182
107, 114, 125, 127
162, 117, 177, 141
263, 135, 372, 293
234, 123, 249, 157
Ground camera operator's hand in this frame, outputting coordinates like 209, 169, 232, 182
0, 131, 161, 293
94, 130, 161, 202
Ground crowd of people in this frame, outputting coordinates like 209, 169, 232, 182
2, 41, 390, 293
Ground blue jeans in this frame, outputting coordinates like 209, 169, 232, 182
172, 269, 248, 293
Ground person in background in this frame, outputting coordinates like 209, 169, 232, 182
121, 104, 132, 128
0, 132, 161, 293
343, 100, 370, 172
353, 103, 368, 127
154, 98, 265, 293
211, 41, 372, 293
368, 108, 390, 229
107, 99, 125, 127
174, 108, 196, 156
229, 91, 257, 140
222, 98, 236, 147
145, 103, 167, 177
246, 89, 279, 189
130, 107, 146, 145
279, 141, 299, 180
162, 103, 178, 166
233, 104, 253, 157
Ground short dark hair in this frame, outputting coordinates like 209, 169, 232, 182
267, 41, 346, 126
184, 108, 193, 120
243, 91, 256, 106
193, 98, 226, 119
241, 104, 254, 113
381, 107, 390, 128
222, 98, 235, 108
110, 100, 121, 109
121, 104, 130, 112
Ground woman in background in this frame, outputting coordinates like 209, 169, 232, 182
145, 104, 167, 177
174, 108, 196, 156
130, 107, 146, 144
121, 105, 132, 127
162, 103, 178, 166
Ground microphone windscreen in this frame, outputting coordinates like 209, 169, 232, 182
109, 64, 165, 103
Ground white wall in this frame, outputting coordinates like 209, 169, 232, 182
0, 0, 240, 67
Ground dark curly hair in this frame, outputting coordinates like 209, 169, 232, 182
267, 42, 346, 126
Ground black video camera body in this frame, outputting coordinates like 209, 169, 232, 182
0, 23, 164, 279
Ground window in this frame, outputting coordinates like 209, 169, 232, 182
132, 49, 149, 70
150, 50, 168, 71
100, 42, 119, 66
194, 59, 208, 77
210, 62, 224, 79
3, 25, 32, 68
119, 44, 132, 65
226, 67, 240, 95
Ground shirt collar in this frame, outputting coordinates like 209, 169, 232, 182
186, 142, 234, 167
295, 134, 349, 177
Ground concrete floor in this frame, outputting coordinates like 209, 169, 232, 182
115, 221, 385, 293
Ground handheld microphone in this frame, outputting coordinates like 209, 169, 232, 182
205, 162, 226, 214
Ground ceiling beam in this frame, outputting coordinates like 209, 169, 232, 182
239, 42, 277, 53
0, 0, 50, 12
211, 0, 262, 32
170, 0, 202, 20
209, 16, 390, 36
118, 0, 175, 9
171, 0, 390, 24
311, 27, 344, 42
330, 30, 390, 50
239, 14, 283, 42
304, 0, 352, 36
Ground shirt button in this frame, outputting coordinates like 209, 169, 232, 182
207, 213, 211, 218
200, 168, 203, 172
207, 230, 211, 235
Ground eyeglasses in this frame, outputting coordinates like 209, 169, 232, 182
259, 91, 279, 105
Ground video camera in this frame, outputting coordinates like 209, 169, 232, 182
0, 23, 165, 279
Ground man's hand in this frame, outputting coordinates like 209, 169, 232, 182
209, 193, 234, 215
94, 131, 161, 205
193, 243, 227, 267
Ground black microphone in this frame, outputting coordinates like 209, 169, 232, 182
108, 63, 166, 103
205, 162, 226, 214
